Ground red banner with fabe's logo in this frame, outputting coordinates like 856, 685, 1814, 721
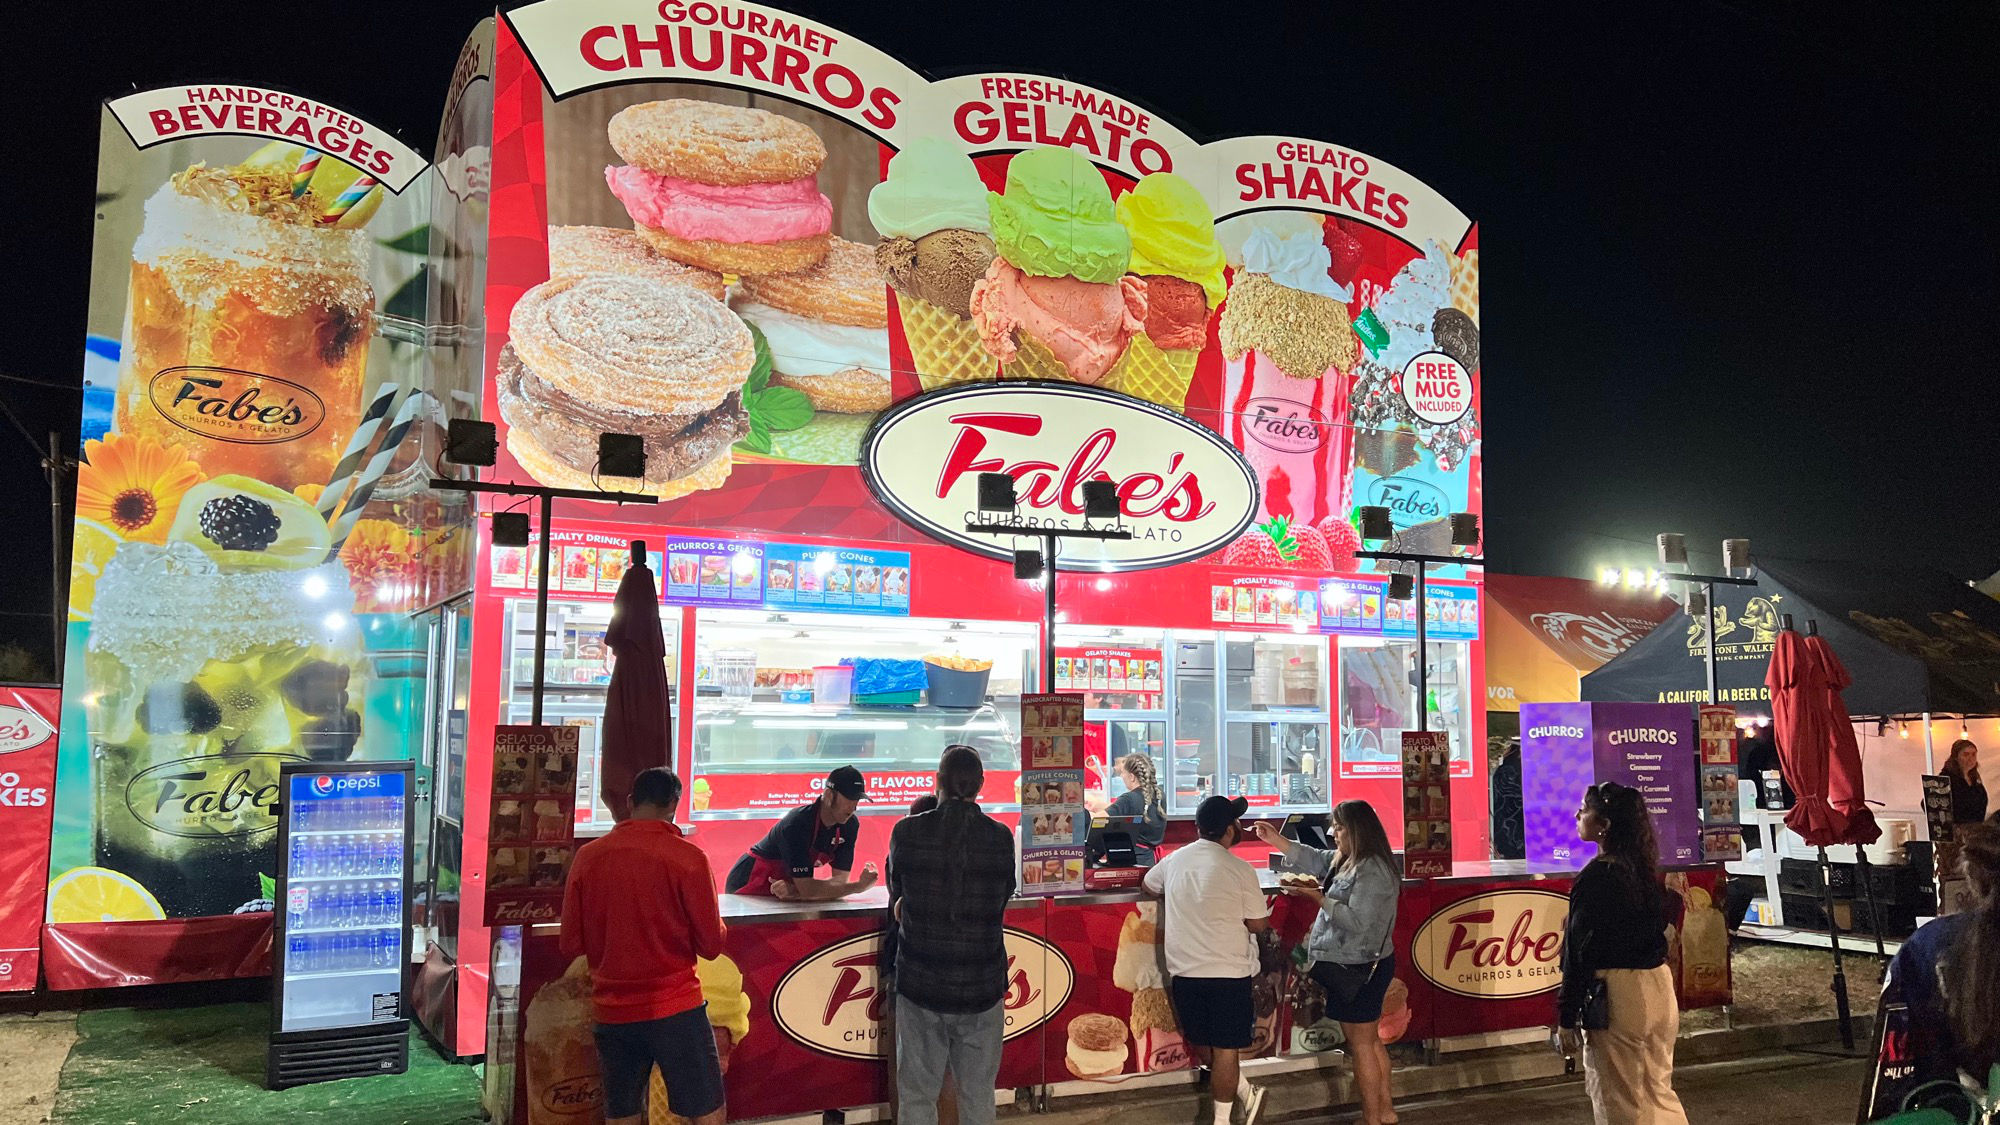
0, 686, 59, 992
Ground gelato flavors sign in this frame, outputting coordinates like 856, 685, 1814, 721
770, 928, 1072, 1059
861, 382, 1259, 571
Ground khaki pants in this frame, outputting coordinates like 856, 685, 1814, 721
1582, 965, 1688, 1125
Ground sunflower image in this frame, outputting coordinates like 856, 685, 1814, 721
339, 518, 425, 613
75, 435, 203, 543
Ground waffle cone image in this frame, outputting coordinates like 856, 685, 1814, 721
1002, 333, 1137, 384
899, 293, 995, 390
1107, 333, 1197, 411
1450, 248, 1479, 326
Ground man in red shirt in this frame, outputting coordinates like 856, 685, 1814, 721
561, 767, 726, 1125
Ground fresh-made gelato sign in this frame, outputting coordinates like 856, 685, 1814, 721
861, 382, 1259, 570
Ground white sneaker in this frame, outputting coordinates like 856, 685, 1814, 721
1237, 1083, 1267, 1125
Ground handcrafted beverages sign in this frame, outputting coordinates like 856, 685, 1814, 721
861, 383, 1259, 570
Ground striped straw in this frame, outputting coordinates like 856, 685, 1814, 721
290, 149, 321, 198
318, 383, 404, 521
318, 176, 378, 224
328, 391, 425, 551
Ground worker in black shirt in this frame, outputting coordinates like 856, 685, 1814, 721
724, 765, 878, 899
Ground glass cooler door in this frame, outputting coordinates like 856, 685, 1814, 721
504, 598, 680, 834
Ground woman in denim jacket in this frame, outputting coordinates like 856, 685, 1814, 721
1255, 800, 1401, 1124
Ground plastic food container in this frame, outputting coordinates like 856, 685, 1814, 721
924, 661, 991, 709
812, 665, 854, 707
853, 690, 921, 707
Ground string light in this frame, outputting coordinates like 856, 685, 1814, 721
1899, 721, 1908, 740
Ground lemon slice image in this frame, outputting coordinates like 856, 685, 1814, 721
47, 866, 167, 923
68, 519, 123, 621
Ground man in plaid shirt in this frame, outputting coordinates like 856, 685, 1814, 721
888, 745, 1018, 1125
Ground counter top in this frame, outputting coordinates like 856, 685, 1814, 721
717, 871, 1294, 925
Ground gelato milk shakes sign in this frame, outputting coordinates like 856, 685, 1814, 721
1520, 702, 1701, 867
862, 382, 1259, 570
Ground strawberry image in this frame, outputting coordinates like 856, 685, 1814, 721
1316, 516, 1364, 572
1222, 517, 1300, 569
1290, 524, 1335, 571
1322, 220, 1364, 289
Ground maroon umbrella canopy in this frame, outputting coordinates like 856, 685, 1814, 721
1765, 629, 1847, 847
599, 546, 671, 823
1808, 634, 1880, 846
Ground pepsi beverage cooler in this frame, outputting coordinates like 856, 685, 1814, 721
269, 761, 416, 1088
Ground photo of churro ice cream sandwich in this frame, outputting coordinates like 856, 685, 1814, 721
548, 224, 725, 298
1064, 1012, 1130, 1079
604, 99, 832, 275
732, 237, 890, 413
500, 274, 752, 499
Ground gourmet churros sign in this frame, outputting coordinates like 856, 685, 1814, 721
480, 0, 1480, 574
49, 87, 433, 986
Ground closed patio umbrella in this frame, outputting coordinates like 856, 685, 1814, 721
599, 541, 671, 823
1808, 632, 1879, 846
1765, 627, 1847, 847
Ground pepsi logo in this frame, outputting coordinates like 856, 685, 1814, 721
312, 775, 335, 796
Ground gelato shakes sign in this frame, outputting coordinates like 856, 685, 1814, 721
861, 382, 1259, 570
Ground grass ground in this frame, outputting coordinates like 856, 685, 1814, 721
47, 1004, 480, 1125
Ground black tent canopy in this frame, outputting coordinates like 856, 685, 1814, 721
1580, 556, 2000, 718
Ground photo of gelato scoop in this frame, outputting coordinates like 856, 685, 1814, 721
603, 99, 832, 275
1064, 1012, 1130, 1079
971, 147, 1146, 384
869, 136, 999, 390
1108, 171, 1224, 412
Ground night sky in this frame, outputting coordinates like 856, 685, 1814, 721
5, 2, 1997, 665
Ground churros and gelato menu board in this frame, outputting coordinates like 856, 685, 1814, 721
471, 3, 1478, 562
1318, 576, 1480, 641
1020, 694, 1086, 895
485, 725, 582, 927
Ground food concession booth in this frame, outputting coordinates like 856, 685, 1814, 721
392, 5, 1728, 1121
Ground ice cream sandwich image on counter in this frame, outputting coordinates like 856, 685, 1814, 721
500, 274, 752, 499
1064, 1012, 1130, 1079
731, 237, 891, 414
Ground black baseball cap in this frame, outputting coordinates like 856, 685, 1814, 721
1196, 795, 1249, 837
827, 765, 869, 801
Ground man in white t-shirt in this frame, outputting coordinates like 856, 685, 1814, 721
1142, 795, 1272, 1125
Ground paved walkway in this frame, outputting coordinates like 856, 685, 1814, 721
1312, 1047, 1870, 1124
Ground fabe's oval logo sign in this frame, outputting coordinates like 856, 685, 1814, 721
124, 752, 306, 839
539, 1074, 602, 1115
0, 704, 54, 755
1366, 474, 1447, 525
862, 382, 1259, 572
770, 927, 1074, 1060
1411, 888, 1569, 1000
1241, 396, 1330, 454
147, 366, 326, 445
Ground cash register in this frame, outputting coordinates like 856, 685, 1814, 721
1083, 815, 1150, 889
1269, 812, 1332, 874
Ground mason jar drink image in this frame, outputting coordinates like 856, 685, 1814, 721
116, 156, 377, 493
83, 476, 368, 917
525, 957, 604, 1125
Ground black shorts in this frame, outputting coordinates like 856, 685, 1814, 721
1309, 952, 1398, 1024
593, 1004, 724, 1119
1170, 976, 1254, 1050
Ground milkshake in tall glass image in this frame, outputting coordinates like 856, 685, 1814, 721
526, 957, 605, 1125
117, 151, 377, 492
84, 474, 368, 918
1218, 215, 1360, 530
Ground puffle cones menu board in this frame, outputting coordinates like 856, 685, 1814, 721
50, 87, 446, 989
480, 1, 1478, 570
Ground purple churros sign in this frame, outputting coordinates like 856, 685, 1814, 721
1521, 701, 1699, 870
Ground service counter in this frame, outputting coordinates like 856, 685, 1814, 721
489, 862, 1732, 1123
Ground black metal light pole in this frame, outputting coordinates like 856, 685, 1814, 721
430, 477, 655, 725
967, 474, 1131, 690
1354, 508, 1483, 735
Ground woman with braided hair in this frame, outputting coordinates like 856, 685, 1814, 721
1105, 751, 1167, 859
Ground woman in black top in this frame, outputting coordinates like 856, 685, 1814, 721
1103, 752, 1167, 857
1944, 739, 1988, 826
1558, 782, 1688, 1125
